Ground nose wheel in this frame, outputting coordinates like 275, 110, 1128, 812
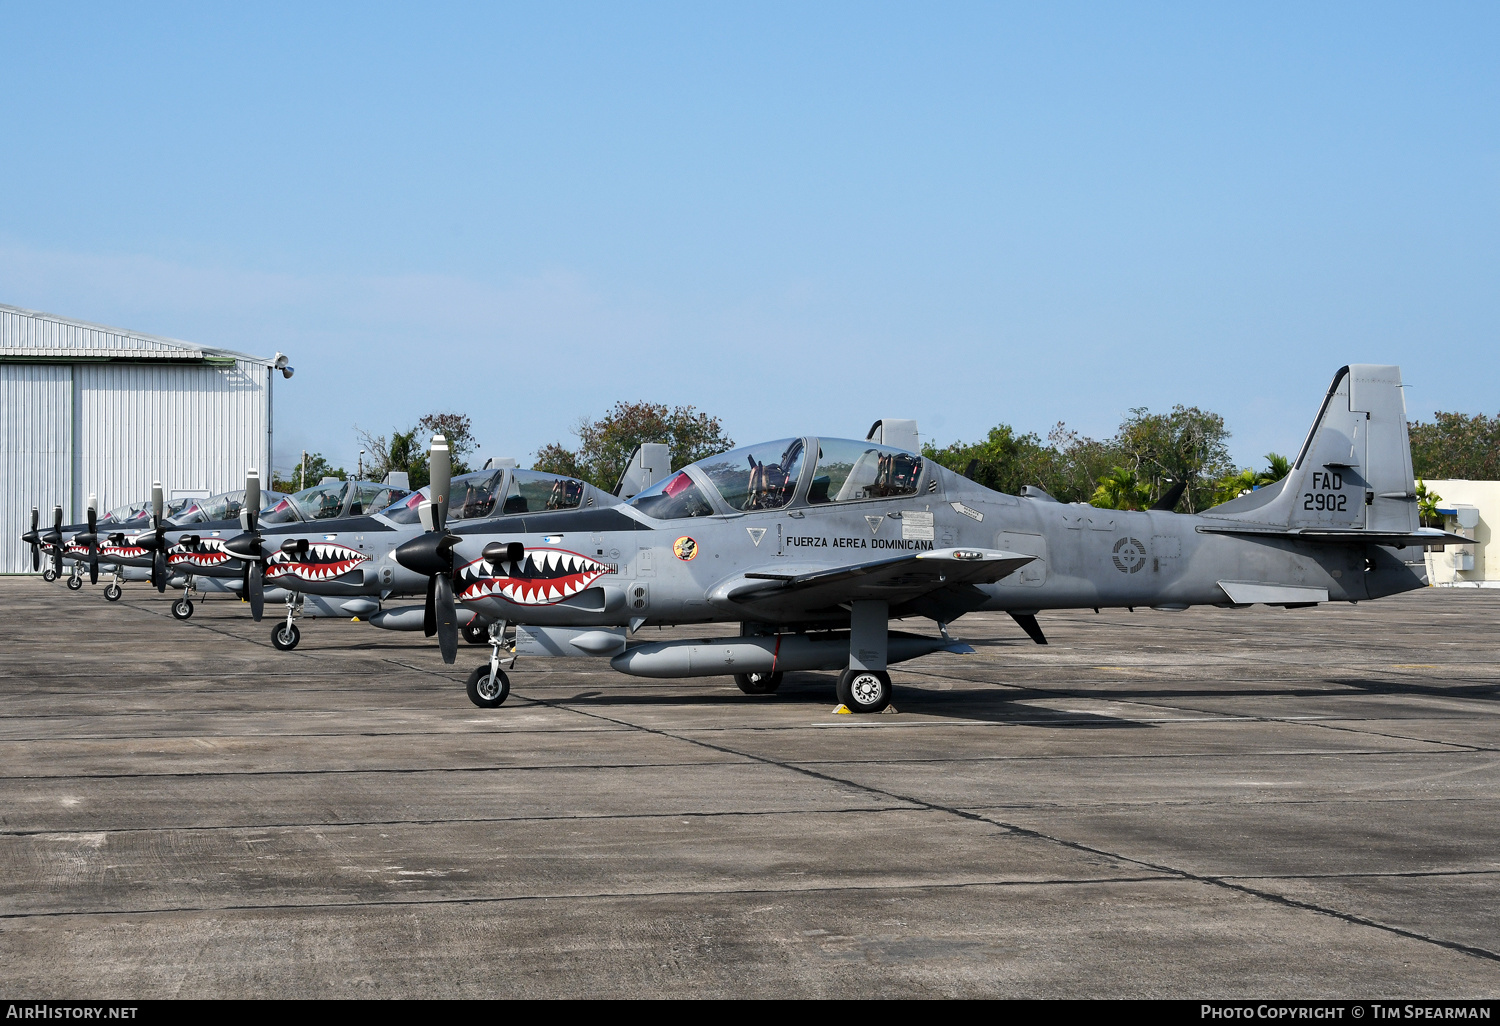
66, 574, 84, 591
272, 622, 301, 651
43, 567, 59, 582
466, 666, 510, 707
103, 583, 123, 602
171, 597, 195, 620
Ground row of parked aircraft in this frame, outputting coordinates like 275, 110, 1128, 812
24, 366, 1470, 713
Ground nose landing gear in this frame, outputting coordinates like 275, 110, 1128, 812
271, 593, 303, 651
466, 621, 514, 708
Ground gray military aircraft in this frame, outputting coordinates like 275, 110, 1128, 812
152, 453, 619, 650
392, 364, 1472, 712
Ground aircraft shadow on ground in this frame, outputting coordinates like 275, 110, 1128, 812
545, 672, 1153, 729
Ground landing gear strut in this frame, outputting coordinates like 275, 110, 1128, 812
837, 599, 893, 713
172, 573, 198, 619
272, 593, 303, 651
66, 564, 84, 591
103, 568, 123, 602
466, 620, 513, 708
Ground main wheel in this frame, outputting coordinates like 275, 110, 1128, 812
104, 584, 123, 602
466, 665, 510, 708
836, 668, 892, 713
66, 575, 83, 591
461, 620, 489, 645
271, 622, 301, 651
171, 598, 195, 620
734, 670, 783, 695
42, 568, 59, 582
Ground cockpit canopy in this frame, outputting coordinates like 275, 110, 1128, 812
259, 480, 411, 525
171, 488, 288, 526
379, 469, 589, 525
627, 438, 925, 520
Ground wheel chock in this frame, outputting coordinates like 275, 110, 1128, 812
880, 705, 899, 715
832, 704, 852, 714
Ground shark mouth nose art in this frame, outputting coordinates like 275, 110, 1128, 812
168, 539, 232, 568
457, 548, 610, 605
265, 543, 370, 582
102, 544, 148, 558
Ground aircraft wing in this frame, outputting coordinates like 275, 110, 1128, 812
709, 548, 1035, 610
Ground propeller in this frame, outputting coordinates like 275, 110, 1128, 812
147, 483, 168, 592
223, 470, 267, 621
42, 505, 64, 577
393, 434, 461, 663
72, 494, 101, 585
21, 507, 41, 572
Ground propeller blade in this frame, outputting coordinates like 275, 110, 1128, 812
86, 497, 99, 584
50, 506, 63, 576
152, 549, 167, 593
247, 564, 264, 621
152, 482, 164, 522
423, 575, 438, 637
26, 507, 40, 571
435, 572, 459, 664
430, 433, 450, 531
244, 469, 260, 530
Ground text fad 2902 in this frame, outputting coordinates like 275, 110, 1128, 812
1304, 471, 1348, 512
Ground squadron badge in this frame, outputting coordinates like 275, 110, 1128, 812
673, 536, 698, 561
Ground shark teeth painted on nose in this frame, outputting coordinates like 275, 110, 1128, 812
264, 542, 370, 581
454, 547, 610, 606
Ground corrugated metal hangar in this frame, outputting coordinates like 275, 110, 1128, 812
1, 302, 285, 573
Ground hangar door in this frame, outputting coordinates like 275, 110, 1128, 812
1, 365, 71, 573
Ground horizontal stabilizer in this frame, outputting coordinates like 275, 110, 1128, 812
1217, 581, 1329, 605
1199, 524, 1472, 549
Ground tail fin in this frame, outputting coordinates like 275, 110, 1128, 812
1204, 365, 1416, 533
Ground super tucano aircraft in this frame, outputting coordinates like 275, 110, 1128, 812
152, 457, 619, 650
388, 364, 1473, 712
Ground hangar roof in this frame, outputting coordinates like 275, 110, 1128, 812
0, 302, 271, 366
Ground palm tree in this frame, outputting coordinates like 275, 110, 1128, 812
1091, 466, 1150, 510
1261, 452, 1291, 484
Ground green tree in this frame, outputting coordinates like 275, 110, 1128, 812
921, 425, 1060, 497
1409, 412, 1500, 480
1115, 405, 1235, 513
1415, 479, 1443, 527
1090, 466, 1152, 510
535, 401, 734, 490
416, 411, 477, 475
271, 452, 346, 493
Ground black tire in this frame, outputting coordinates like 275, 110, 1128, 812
836, 668, 892, 713
66, 575, 83, 591
461, 620, 489, 645
734, 670, 783, 695
104, 584, 123, 602
171, 598, 194, 620
42, 568, 59, 583
466, 665, 510, 708
271, 622, 301, 651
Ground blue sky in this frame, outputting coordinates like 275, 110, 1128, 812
2, 2, 1496, 478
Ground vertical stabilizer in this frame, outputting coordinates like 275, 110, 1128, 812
1203, 365, 1417, 533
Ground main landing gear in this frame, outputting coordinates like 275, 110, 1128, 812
466, 621, 514, 708
271, 593, 303, 651
838, 600, 894, 714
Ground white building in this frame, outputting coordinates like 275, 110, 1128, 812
1, 302, 285, 573
1421, 479, 1500, 587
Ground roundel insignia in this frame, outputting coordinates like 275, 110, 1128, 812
1112, 536, 1147, 574
673, 536, 698, 561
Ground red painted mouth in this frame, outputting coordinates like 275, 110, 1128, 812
456, 548, 610, 605
101, 544, 148, 558
266, 542, 369, 582
168, 538, 233, 568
